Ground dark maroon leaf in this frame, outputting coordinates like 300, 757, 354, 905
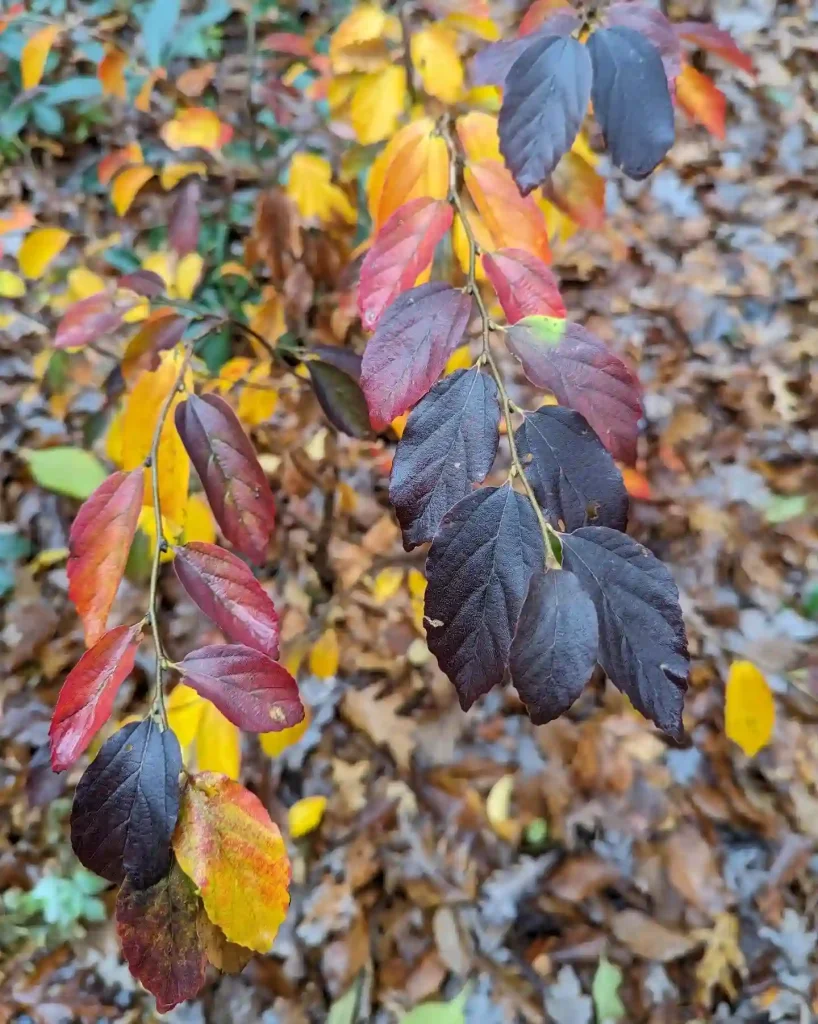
307, 359, 372, 438
118, 269, 166, 298
561, 527, 689, 740
307, 344, 362, 381
390, 369, 500, 550
510, 570, 599, 724
425, 484, 544, 711
71, 718, 182, 887
606, 2, 682, 84
360, 283, 472, 432
168, 178, 202, 258
499, 34, 592, 194
175, 393, 276, 562
471, 13, 579, 87
588, 26, 675, 179
516, 406, 628, 532
504, 317, 642, 464
54, 294, 125, 350
116, 861, 207, 1012
174, 542, 280, 659
178, 644, 304, 733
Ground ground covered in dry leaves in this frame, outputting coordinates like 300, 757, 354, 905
1, 0, 817, 1021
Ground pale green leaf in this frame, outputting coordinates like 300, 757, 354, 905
402, 983, 471, 1024
592, 957, 625, 1023
22, 447, 107, 500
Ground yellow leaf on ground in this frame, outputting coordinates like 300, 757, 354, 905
98, 45, 127, 98
288, 795, 327, 838
21, 24, 60, 90
350, 66, 406, 145
247, 288, 286, 350
111, 166, 155, 216
260, 705, 311, 757
98, 142, 144, 186
0, 270, 25, 298
309, 628, 340, 679
160, 161, 207, 191
168, 684, 241, 780
141, 251, 174, 289
175, 252, 203, 300
411, 24, 463, 103
286, 153, 356, 225
18, 227, 70, 279
120, 348, 191, 530
173, 773, 290, 952
135, 68, 165, 113
66, 267, 107, 300
724, 660, 775, 757
370, 567, 403, 603
161, 107, 224, 151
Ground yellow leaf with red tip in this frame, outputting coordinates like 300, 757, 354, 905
21, 24, 60, 90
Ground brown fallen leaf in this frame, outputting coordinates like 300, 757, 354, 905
342, 686, 417, 771
664, 824, 730, 918
611, 910, 699, 962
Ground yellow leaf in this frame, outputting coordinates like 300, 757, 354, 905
456, 111, 501, 163
260, 706, 311, 757
463, 84, 502, 112
160, 107, 225, 151
445, 345, 472, 374
288, 795, 327, 838
141, 251, 174, 288
724, 660, 775, 757
286, 153, 356, 225
160, 161, 207, 191
98, 45, 127, 98
181, 493, 216, 546
168, 684, 242, 780
238, 362, 278, 427
18, 227, 70, 279
309, 628, 339, 679
173, 773, 289, 952
486, 774, 516, 840
247, 288, 286, 350
444, 13, 501, 41
175, 252, 204, 300
330, 4, 398, 73
411, 24, 464, 103
218, 261, 253, 281
111, 165, 155, 216
0, 270, 25, 298
390, 412, 408, 438
366, 117, 449, 230
407, 569, 427, 599
121, 348, 191, 530
349, 66, 406, 145
137, 506, 181, 562
21, 24, 60, 90
67, 267, 106, 301
370, 567, 403, 603
106, 406, 124, 467
135, 68, 164, 113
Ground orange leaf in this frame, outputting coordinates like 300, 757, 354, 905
456, 110, 501, 163
549, 150, 606, 230
21, 24, 60, 90
98, 143, 144, 186
0, 203, 35, 235
367, 118, 450, 231
67, 469, 144, 646
173, 773, 291, 952
111, 166, 155, 215
176, 62, 217, 98
465, 161, 551, 263
98, 46, 127, 98
676, 64, 726, 140
0, 4, 25, 35
161, 107, 226, 152
135, 68, 165, 112
621, 467, 652, 501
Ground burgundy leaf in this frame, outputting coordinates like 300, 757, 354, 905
54, 293, 126, 350
175, 394, 276, 562
49, 623, 142, 772
483, 249, 566, 323
178, 644, 304, 732
174, 542, 280, 659
676, 22, 755, 75
118, 269, 166, 298
358, 198, 453, 331
471, 13, 579, 87
607, 2, 682, 85
307, 344, 362, 381
504, 316, 642, 464
168, 178, 202, 258
360, 282, 472, 432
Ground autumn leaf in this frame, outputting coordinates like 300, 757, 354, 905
309, 628, 339, 679
98, 143, 143, 186
367, 118, 449, 230
111, 166, 155, 216
350, 66, 406, 145
286, 152, 356, 225
724, 660, 774, 757
21, 24, 61, 90
483, 248, 566, 322
676, 64, 727, 140
49, 623, 143, 771
98, 46, 127, 99
161, 107, 227, 151
260, 706, 311, 757
54, 293, 128, 351
0, 270, 26, 298
167, 684, 242, 779
456, 110, 502, 163
288, 795, 327, 838
173, 773, 291, 952
329, 4, 397, 74
67, 469, 144, 646
18, 227, 70, 280
411, 24, 464, 103
465, 161, 551, 263
160, 161, 207, 191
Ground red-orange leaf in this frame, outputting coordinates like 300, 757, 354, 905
175, 394, 276, 563
178, 644, 304, 732
483, 248, 565, 323
173, 773, 291, 952
116, 860, 207, 1013
54, 293, 127, 350
676, 64, 727, 140
465, 161, 551, 264
68, 469, 144, 646
49, 623, 142, 771
358, 197, 453, 331
676, 22, 754, 75
174, 542, 280, 658
550, 150, 606, 230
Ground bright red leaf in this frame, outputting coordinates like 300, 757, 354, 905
178, 644, 304, 732
174, 542, 281, 659
49, 623, 142, 771
676, 64, 727, 140
360, 282, 473, 431
676, 22, 755, 75
175, 394, 276, 563
67, 468, 144, 647
358, 197, 453, 331
483, 248, 565, 323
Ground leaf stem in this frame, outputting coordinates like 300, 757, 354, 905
440, 117, 559, 569
144, 344, 194, 727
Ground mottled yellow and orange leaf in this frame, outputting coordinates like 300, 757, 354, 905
161, 107, 225, 152
456, 111, 501, 164
676, 64, 727, 140
21, 24, 60, 90
465, 161, 551, 263
367, 118, 449, 230
98, 46, 127, 98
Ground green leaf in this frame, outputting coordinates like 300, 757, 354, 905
402, 983, 471, 1024
764, 494, 808, 525
44, 77, 103, 105
22, 447, 108, 500
143, 0, 181, 67
512, 314, 566, 347
592, 957, 625, 1023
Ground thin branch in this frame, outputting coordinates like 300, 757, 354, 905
398, 2, 418, 105
440, 117, 559, 569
